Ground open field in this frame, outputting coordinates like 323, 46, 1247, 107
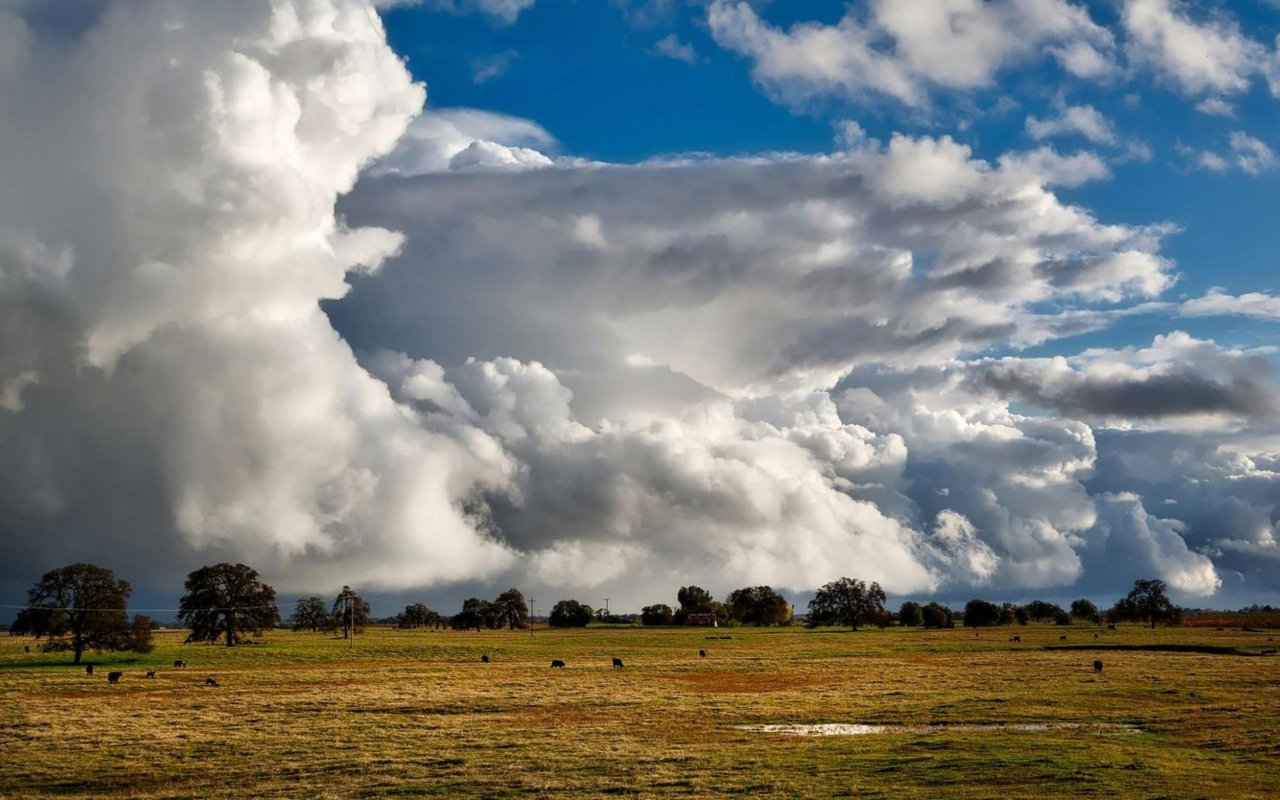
2, 624, 1278, 799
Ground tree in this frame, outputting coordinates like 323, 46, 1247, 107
726, 586, 792, 626
1070, 598, 1101, 624
999, 603, 1018, 626
707, 600, 732, 626
641, 604, 674, 626
1023, 600, 1064, 622
674, 585, 713, 624
177, 563, 279, 647
492, 588, 529, 630
806, 577, 887, 631
1053, 609, 1072, 625
897, 601, 924, 627
1013, 605, 1029, 625
129, 614, 156, 654
452, 598, 494, 631
12, 563, 134, 664
291, 597, 334, 633
332, 586, 371, 639
548, 599, 593, 628
1105, 596, 1135, 624
963, 599, 1002, 627
397, 603, 437, 629
921, 602, 953, 629
1118, 578, 1179, 629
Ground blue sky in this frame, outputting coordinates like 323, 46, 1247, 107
378, 0, 1280, 361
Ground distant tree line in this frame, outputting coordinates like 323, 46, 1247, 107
638, 584, 793, 628
6, 561, 1190, 664
430, 576, 1187, 634
443, 589, 530, 631
955, 580, 1179, 629
622, 576, 1186, 633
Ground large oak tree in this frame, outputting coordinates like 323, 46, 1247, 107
291, 596, 335, 633
492, 588, 529, 630
548, 599, 593, 628
726, 586, 791, 626
1111, 578, 1180, 628
178, 563, 279, 646
807, 577, 887, 631
12, 563, 134, 664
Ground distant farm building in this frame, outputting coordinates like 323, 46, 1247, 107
685, 613, 718, 627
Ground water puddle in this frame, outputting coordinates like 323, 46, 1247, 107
737, 722, 1143, 736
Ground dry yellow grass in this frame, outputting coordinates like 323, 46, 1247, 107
1, 623, 1277, 798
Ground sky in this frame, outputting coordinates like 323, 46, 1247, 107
3, 0, 1280, 619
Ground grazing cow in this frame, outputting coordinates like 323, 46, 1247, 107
550, 659, 566, 669
1010, 635, 1021, 643
1094, 634, 1099, 639
205, 677, 220, 687
481, 655, 489, 663
699, 650, 706, 658
1059, 635, 1068, 641
145, 671, 156, 679
1107, 624, 1116, 630
86, 665, 94, 675
1093, 660, 1103, 673
23, 646, 29, 653
173, 660, 186, 668
107, 671, 123, 684
612, 658, 624, 669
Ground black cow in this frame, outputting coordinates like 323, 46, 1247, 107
550, 659, 566, 669
698, 650, 706, 658
23, 646, 29, 653
173, 660, 186, 668
107, 671, 123, 684
1010, 635, 1021, 643
481, 655, 489, 663
1107, 624, 1116, 630
1093, 660, 1103, 673
85, 664, 94, 675
612, 658, 624, 669
205, 677, 220, 687
1059, 635, 1068, 641
145, 671, 157, 679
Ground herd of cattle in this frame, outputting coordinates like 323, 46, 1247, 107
82, 641, 1115, 684
85, 659, 220, 687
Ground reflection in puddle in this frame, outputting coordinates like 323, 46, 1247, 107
737, 722, 1143, 736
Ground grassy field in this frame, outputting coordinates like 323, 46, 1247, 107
2, 623, 1278, 799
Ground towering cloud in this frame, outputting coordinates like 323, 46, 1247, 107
0, 0, 516, 596
1, 0, 1271, 610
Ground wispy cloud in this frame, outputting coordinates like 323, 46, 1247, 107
651, 34, 697, 65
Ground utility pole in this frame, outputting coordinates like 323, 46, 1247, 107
529, 597, 534, 637
604, 598, 610, 620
